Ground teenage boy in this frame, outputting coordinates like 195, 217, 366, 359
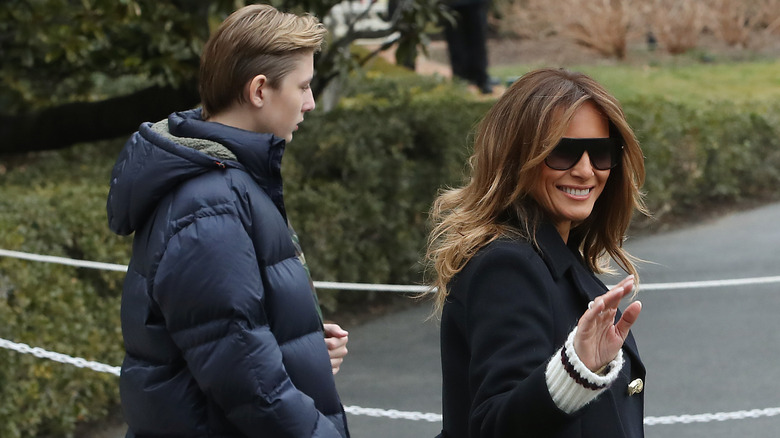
107, 5, 350, 437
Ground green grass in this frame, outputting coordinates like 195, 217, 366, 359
489, 60, 780, 105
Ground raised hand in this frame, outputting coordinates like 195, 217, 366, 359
573, 275, 642, 372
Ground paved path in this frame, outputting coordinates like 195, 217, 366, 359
336, 202, 780, 437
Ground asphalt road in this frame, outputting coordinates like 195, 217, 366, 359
335, 201, 780, 437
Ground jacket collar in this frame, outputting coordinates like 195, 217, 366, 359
534, 222, 608, 301
533, 221, 602, 299
534, 222, 578, 283
168, 109, 289, 221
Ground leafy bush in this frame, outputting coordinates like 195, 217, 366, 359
624, 97, 780, 224
0, 141, 128, 438
1, 74, 780, 436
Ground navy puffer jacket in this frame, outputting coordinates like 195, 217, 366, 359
107, 109, 349, 438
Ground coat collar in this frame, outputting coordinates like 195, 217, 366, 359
533, 221, 604, 301
168, 109, 289, 221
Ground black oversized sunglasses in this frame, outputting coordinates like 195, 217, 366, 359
544, 137, 623, 171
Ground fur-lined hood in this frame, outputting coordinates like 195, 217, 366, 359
107, 108, 287, 235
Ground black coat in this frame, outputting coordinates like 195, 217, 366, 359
107, 109, 349, 437
439, 222, 645, 437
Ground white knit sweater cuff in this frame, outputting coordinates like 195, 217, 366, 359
545, 327, 624, 414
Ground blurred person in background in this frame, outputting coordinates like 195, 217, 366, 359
107, 5, 349, 437
442, 0, 495, 93
427, 68, 648, 437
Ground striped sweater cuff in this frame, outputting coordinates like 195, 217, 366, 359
545, 327, 624, 414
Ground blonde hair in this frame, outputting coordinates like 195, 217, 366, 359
199, 4, 327, 118
426, 68, 648, 315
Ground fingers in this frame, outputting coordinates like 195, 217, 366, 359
331, 357, 344, 375
323, 323, 349, 338
325, 335, 348, 375
325, 335, 349, 356
580, 294, 616, 328
591, 276, 634, 313
605, 275, 635, 305
580, 275, 636, 328
323, 324, 350, 374
615, 301, 642, 340
615, 274, 635, 289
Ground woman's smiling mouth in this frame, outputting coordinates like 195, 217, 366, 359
559, 186, 592, 197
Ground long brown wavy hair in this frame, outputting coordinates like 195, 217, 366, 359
426, 68, 649, 315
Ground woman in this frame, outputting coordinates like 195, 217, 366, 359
107, 5, 349, 437
427, 68, 649, 437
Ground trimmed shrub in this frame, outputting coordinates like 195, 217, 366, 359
624, 97, 780, 224
0, 142, 128, 438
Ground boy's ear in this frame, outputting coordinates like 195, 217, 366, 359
247, 74, 268, 108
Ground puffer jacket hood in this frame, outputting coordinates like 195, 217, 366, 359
107, 108, 287, 236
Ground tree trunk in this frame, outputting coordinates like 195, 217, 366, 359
0, 84, 200, 155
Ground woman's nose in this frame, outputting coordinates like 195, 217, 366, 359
570, 151, 595, 177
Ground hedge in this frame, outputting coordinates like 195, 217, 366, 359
1, 74, 779, 436
0, 143, 129, 437
625, 97, 780, 223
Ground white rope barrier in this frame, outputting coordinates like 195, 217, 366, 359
343, 406, 442, 422
0, 338, 121, 376
638, 276, 780, 291
0, 249, 128, 272
643, 408, 780, 425
314, 280, 429, 293
342, 405, 780, 426
3, 247, 780, 427
1, 337, 779, 427
2, 248, 780, 293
